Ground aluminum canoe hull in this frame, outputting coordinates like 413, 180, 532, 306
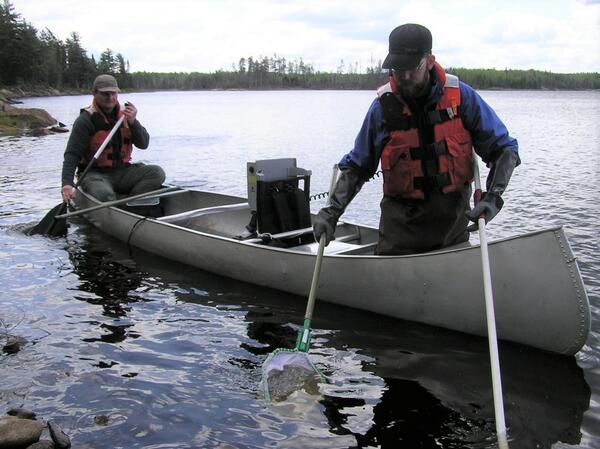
74, 188, 590, 355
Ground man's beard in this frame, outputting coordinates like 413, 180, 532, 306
398, 72, 430, 99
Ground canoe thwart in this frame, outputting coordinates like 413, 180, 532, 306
55, 187, 183, 219
157, 202, 250, 223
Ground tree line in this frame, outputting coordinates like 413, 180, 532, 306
0, 1, 131, 89
1, 1, 599, 92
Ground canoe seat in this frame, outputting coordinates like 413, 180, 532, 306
157, 203, 250, 223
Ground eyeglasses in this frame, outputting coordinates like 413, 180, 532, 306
393, 56, 427, 77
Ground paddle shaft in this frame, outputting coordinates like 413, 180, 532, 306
55, 186, 181, 219
75, 115, 125, 188
473, 153, 509, 449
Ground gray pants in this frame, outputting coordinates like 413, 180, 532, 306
80, 163, 166, 202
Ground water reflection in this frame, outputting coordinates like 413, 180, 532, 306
71, 227, 590, 449
67, 240, 145, 319
315, 304, 590, 449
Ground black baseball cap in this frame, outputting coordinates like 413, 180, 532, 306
382, 24, 432, 70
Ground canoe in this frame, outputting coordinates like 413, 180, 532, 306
72, 186, 591, 355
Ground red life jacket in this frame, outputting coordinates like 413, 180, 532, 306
81, 101, 132, 168
378, 63, 474, 200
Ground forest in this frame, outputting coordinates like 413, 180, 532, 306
1, 2, 599, 92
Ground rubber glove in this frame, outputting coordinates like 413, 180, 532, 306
313, 167, 365, 245
467, 148, 518, 231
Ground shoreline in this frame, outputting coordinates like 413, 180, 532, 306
2, 84, 599, 103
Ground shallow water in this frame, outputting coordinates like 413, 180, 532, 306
1, 90, 598, 448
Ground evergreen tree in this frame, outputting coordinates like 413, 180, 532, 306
38, 28, 65, 86
97, 48, 118, 74
64, 32, 94, 88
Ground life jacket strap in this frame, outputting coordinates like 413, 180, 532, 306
409, 140, 448, 160
426, 106, 460, 125
413, 172, 451, 190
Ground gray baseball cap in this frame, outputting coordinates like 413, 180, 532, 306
92, 74, 120, 92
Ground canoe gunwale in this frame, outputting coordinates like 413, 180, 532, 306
77, 186, 568, 259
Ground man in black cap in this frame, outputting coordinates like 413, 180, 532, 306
313, 23, 519, 254
61, 74, 165, 204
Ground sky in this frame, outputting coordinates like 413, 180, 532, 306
11, 0, 600, 74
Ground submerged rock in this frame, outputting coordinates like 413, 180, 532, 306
47, 420, 70, 449
26, 441, 55, 449
0, 416, 44, 449
93, 414, 110, 426
2, 335, 27, 354
7, 408, 36, 420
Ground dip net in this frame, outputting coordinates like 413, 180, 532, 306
261, 348, 324, 402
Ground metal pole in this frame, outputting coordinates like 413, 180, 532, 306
473, 152, 509, 449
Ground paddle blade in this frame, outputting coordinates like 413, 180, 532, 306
26, 203, 68, 237
261, 350, 323, 402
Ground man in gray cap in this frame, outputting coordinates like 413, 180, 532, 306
61, 74, 165, 204
313, 23, 519, 254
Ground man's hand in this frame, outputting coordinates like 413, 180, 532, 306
61, 185, 76, 203
466, 192, 504, 232
313, 212, 336, 245
122, 101, 137, 125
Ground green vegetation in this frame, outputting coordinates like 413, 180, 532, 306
0, 2, 131, 89
0, 110, 18, 134
1, 2, 599, 93
446, 67, 599, 90
0, 111, 17, 127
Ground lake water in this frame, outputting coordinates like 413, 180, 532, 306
1, 89, 598, 448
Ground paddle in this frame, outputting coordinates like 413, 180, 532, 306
54, 186, 181, 220
260, 165, 339, 402
472, 152, 509, 449
28, 115, 125, 236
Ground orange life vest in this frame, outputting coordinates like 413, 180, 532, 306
378, 63, 474, 200
82, 101, 132, 168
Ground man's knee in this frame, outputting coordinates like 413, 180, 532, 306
124, 164, 166, 195
132, 163, 165, 184
80, 174, 116, 202
147, 165, 166, 184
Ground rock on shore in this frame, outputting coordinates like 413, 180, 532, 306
0, 408, 72, 449
0, 87, 70, 136
0, 416, 44, 449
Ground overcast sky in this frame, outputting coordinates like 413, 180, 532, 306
12, 0, 600, 74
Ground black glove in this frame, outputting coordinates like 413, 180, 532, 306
466, 148, 518, 231
313, 212, 336, 245
466, 192, 504, 232
313, 167, 365, 245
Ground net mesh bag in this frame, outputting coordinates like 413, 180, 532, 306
261, 349, 325, 402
